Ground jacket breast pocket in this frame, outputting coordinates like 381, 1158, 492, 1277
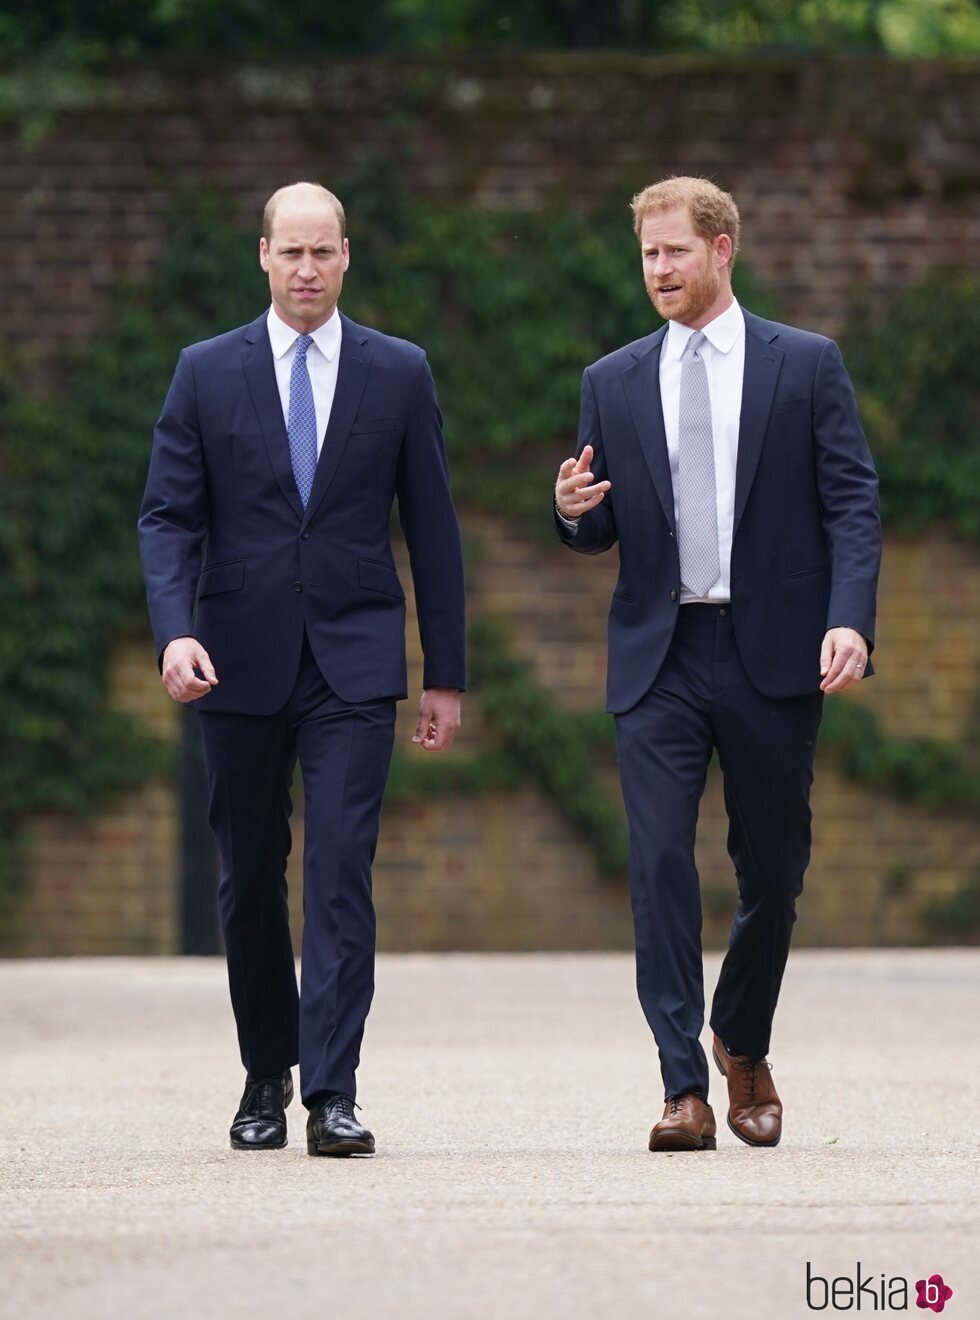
770, 396, 810, 416
197, 559, 245, 598
350, 416, 398, 436
783, 565, 830, 582
358, 558, 405, 600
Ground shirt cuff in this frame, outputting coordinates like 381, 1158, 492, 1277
555, 501, 581, 531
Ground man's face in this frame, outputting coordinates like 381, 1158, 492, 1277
259, 202, 349, 332
639, 206, 732, 330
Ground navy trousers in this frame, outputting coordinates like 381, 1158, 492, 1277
198, 636, 396, 1105
614, 604, 822, 1101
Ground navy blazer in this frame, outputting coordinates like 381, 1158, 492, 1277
139, 311, 466, 714
556, 309, 881, 713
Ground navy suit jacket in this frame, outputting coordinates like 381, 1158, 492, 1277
139, 311, 466, 714
556, 309, 880, 713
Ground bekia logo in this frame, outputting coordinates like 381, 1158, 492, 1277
806, 1263, 955, 1312
915, 1276, 954, 1313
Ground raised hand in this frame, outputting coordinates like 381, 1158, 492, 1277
555, 445, 611, 519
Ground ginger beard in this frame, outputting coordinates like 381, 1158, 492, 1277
639, 207, 730, 329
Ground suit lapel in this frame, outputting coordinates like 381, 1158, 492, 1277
621, 327, 676, 533
241, 314, 305, 519
302, 315, 372, 527
734, 314, 784, 539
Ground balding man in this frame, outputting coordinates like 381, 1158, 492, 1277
139, 182, 466, 1157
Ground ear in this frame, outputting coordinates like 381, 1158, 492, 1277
259, 237, 270, 272
715, 233, 733, 270
342, 237, 350, 271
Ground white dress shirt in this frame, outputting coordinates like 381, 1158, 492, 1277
560, 298, 745, 604
662, 298, 744, 603
266, 305, 342, 456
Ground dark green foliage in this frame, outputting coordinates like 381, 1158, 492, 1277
844, 269, 980, 544
1, 180, 977, 917
342, 169, 775, 531
469, 618, 627, 873
0, 198, 267, 905
385, 745, 525, 804
2, 1, 977, 59
920, 870, 980, 938
820, 698, 980, 808
383, 617, 628, 874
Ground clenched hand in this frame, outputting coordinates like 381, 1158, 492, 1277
413, 688, 461, 752
161, 636, 218, 703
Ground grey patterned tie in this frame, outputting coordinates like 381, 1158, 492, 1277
677, 330, 721, 597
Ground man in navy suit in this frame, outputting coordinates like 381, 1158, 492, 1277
554, 177, 879, 1152
139, 182, 465, 1156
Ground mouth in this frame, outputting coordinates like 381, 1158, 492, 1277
656, 285, 682, 296
293, 288, 322, 298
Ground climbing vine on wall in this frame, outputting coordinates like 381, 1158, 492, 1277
0, 179, 977, 916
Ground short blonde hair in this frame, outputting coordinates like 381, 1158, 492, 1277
263, 182, 346, 243
631, 176, 740, 268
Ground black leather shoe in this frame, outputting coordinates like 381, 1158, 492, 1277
229, 1070, 293, 1150
306, 1094, 375, 1157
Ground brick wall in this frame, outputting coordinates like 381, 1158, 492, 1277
1, 54, 977, 953
1, 54, 978, 365
5, 519, 977, 956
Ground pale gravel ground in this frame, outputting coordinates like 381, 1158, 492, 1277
1, 951, 978, 1320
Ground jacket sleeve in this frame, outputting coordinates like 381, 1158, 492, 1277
396, 353, 467, 691
553, 366, 618, 555
137, 349, 209, 663
812, 338, 881, 650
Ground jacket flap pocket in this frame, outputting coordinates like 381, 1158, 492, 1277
197, 559, 246, 598
770, 396, 810, 415
358, 558, 404, 599
350, 416, 398, 435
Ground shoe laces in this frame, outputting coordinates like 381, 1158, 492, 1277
327, 1094, 356, 1119
734, 1057, 771, 1101
246, 1076, 284, 1115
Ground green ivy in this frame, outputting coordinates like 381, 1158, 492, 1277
384, 745, 524, 804
844, 269, 980, 545
0, 197, 267, 910
1, 181, 977, 919
820, 698, 980, 808
468, 618, 628, 874
341, 166, 776, 533
384, 618, 628, 873
920, 871, 980, 939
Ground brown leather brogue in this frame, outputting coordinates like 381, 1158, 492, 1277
711, 1034, 782, 1147
648, 1093, 717, 1151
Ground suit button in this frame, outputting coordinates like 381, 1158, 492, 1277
669, 589, 678, 602
293, 582, 303, 592
301, 531, 311, 540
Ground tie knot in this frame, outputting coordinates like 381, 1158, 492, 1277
685, 331, 707, 358
294, 334, 314, 359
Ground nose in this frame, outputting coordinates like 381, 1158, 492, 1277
652, 252, 674, 278
297, 250, 316, 279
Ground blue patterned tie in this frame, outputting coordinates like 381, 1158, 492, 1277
288, 334, 318, 508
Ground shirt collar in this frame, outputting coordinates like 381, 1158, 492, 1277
665, 297, 743, 361
266, 305, 342, 362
